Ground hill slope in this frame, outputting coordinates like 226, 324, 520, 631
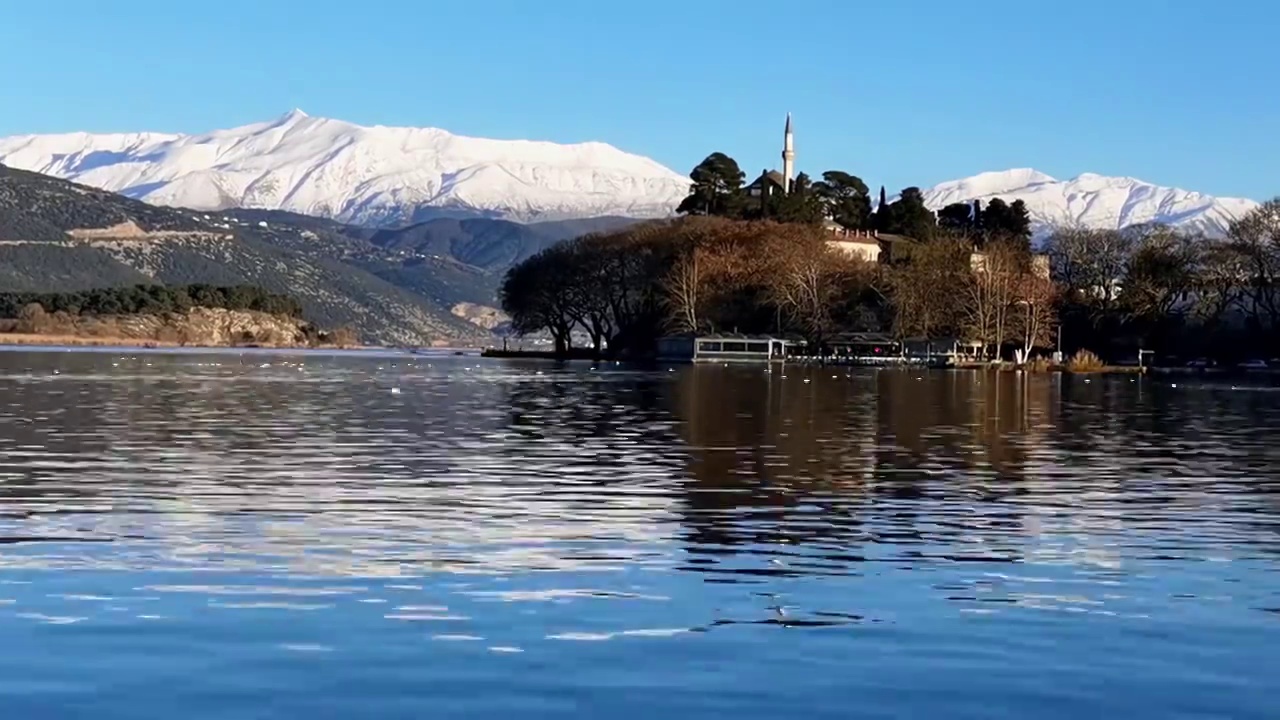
0, 110, 689, 226
0, 164, 490, 345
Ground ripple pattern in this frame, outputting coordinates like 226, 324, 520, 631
0, 348, 1277, 719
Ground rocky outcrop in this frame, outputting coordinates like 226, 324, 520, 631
451, 302, 509, 330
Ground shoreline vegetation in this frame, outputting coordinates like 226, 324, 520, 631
495, 149, 1280, 367
0, 332, 365, 350
0, 284, 360, 349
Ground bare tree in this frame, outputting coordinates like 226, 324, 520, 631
760, 224, 870, 347
664, 244, 703, 332
1224, 199, 1280, 331
1044, 226, 1137, 323
961, 238, 1025, 358
660, 218, 744, 333
1119, 225, 1202, 322
1193, 240, 1249, 326
1011, 274, 1059, 360
886, 237, 969, 341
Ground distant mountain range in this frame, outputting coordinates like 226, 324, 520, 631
0, 110, 689, 226
0, 112, 1259, 237
0, 114, 1265, 346
918, 169, 1259, 240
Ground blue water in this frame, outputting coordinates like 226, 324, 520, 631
0, 349, 1277, 718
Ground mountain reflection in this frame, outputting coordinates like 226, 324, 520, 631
1, 350, 1279, 581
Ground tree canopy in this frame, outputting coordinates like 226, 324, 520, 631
0, 284, 303, 320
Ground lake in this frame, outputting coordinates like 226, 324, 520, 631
0, 348, 1277, 719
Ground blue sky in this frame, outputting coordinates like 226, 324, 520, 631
0, 0, 1274, 200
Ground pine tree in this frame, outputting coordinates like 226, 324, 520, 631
676, 153, 746, 218
881, 187, 937, 241
813, 171, 873, 230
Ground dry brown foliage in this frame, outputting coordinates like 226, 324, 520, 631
1066, 349, 1106, 372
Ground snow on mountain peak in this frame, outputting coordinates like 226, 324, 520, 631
0, 111, 1258, 237
0, 111, 691, 225
920, 169, 1257, 239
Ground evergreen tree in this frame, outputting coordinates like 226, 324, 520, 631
937, 202, 977, 232
872, 185, 889, 231
881, 187, 937, 241
676, 153, 746, 218
1006, 199, 1032, 246
981, 198, 1033, 248
813, 171, 873, 230
772, 172, 825, 225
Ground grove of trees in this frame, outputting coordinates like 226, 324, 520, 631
0, 284, 304, 320
1046, 200, 1280, 360
673, 151, 1033, 247
500, 150, 1280, 364
501, 217, 1053, 360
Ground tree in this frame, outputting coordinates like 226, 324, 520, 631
660, 218, 744, 332
1120, 226, 1201, 322
1224, 199, 1280, 333
676, 153, 746, 219
961, 238, 1029, 357
663, 242, 703, 333
763, 224, 861, 347
813, 171, 873, 230
16, 303, 49, 334
771, 172, 826, 225
982, 198, 1032, 248
1193, 240, 1248, 328
499, 247, 578, 355
880, 187, 937, 241
1011, 274, 1059, 361
1044, 226, 1136, 322
886, 238, 969, 339
937, 202, 978, 233
560, 236, 618, 356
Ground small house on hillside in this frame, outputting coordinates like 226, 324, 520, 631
824, 227, 915, 264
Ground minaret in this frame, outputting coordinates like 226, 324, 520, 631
781, 113, 795, 194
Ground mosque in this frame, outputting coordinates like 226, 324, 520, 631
741, 114, 897, 262
744, 113, 797, 200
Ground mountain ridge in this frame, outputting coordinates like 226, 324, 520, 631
0, 113, 1260, 238
0, 110, 690, 226
917, 167, 1258, 239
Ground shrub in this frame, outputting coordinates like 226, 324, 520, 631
1026, 356, 1056, 373
1067, 349, 1106, 373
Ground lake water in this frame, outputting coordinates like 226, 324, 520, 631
0, 349, 1277, 719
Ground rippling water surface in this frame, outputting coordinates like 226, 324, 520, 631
1, 348, 1278, 718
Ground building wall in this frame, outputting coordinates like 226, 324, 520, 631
827, 239, 881, 263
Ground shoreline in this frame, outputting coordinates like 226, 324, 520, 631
475, 349, 1280, 377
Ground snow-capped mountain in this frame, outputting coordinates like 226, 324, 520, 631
0, 111, 1259, 236
0, 110, 690, 225
920, 168, 1258, 239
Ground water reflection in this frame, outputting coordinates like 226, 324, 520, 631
1, 354, 1278, 573
0, 350, 1278, 718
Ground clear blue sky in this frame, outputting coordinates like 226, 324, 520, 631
0, 0, 1274, 200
